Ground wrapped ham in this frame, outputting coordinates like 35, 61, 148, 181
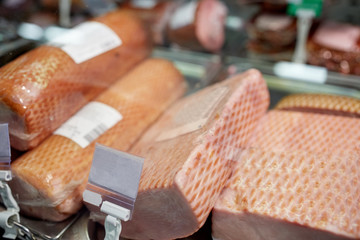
212, 110, 360, 240
0, 9, 151, 151
9, 58, 186, 221
275, 94, 360, 118
118, 69, 269, 239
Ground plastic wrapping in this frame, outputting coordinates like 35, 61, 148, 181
117, 69, 269, 239
9, 58, 186, 221
307, 21, 360, 75
167, 0, 228, 52
212, 110, 360, 240
275, 93, 360, 118
0, 9, 151, 151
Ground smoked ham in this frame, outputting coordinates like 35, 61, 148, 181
275, 94, 360, 118
0, 9, 151, 151
9, 58, 186, 221
167, 0, 227, 52
119, 69, 269, 239
212, 110, 360, 239
307, 21, 360, 75
248, 110, 360, 155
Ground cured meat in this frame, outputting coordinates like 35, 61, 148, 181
275, 94, 360, 118
212, 148, 360, 240
247, 12, 296, 54
0, 9, 151, 151
167, 0, 227, 52
212, 110, 360, 240
120, 69, 269, 239
121, 0, 181, 45
248, 110, 360, 155
9, 58, 186, 221
307, 21, 360, 75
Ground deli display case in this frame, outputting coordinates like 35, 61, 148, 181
0, 0, 359, 239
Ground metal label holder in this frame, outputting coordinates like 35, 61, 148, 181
83, 144, 144, 240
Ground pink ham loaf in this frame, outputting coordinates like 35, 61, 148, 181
212, 110, 360, 239
120, 69, 269, 239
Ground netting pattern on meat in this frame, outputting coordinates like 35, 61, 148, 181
222, 148, 360, 238
177, 72, 269, 225
275, 94, 360, 116
249, 110, 360, 156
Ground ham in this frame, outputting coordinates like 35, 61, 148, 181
9, 58, 186, 221
121, 0, 181, 45
307, 21, 360, 75
167, 0, 227, 52
212, 110, 360, 240
0, 9, 151, 151
119, 69, 269, 239
275, 94, 360, 118
248, 110, 360, 155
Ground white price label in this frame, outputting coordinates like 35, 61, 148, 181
49, 22, 122, 64
54, 102, 122, 148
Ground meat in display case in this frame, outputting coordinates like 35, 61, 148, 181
0, 0, 359, 239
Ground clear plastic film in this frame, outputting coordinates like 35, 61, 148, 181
212, 109, 360, 239
120, 69, 269, 240
8, 58, 186, 222
0, 9, 151, 151
84, 144, 144, 219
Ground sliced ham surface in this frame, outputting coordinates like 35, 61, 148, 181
9, 59, 186, 221
120, 69, 269, 239
275, 94, 360, 118
0, 9, 151, 151
248, 110, 360, 155
212, 110, 360, 240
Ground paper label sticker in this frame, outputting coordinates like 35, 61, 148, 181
54, 102, 122, 148
169, 1, 198, 30
49, 21, 122, 64
157, 86, 228, 141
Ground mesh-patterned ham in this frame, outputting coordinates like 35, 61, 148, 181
248, 110, 360, 155
212, 110, 360, 240
212, 148, 360, 240
0, 9, 151, 151
275, 94, 360, 118
9, 59, 186, 221
167, 0, 227, 52
119, 69, 269, 239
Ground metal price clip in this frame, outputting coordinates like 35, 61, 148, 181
83, 144, 144, 240
0, 124, 19, 239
